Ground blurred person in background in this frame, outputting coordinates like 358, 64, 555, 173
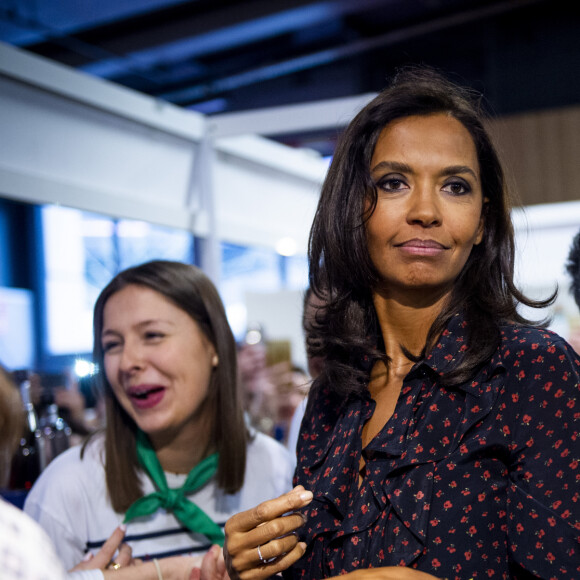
237, 326, 305, 443
566, 228, 580, 310
1, 364, 139, 580
0, 363, 69, 580
52, 371, 106, 443
566, 228, 580, 353
237, 335, 278, 435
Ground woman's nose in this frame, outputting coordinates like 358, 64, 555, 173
406, 185, 442, 227
119, 341, 145, 373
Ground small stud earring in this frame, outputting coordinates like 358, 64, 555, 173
212, 354, 219, 367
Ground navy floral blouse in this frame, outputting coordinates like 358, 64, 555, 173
286, 315, 580, 579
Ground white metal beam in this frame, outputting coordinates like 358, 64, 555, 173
0, 40, 328, 257
0, 41, 206, 141
209, 93, 377, 138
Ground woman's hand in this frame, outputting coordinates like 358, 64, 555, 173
224, 485, 313, 580
189, 544, 230, 580
69, 524, 135, 572
68, 525, 229, 580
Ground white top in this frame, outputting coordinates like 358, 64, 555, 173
24, 431, 294, 571
285, 397, 307, 470
0, 497, 68, 580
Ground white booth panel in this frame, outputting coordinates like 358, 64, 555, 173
0, 42, 330, 252
0, 76, 195, 211
214, 149, 323, 253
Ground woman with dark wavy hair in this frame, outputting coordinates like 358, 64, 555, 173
566, 228, 580, 310
24, 260, 293, 579
223, 68, 580, 580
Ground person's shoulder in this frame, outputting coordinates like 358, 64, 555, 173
497, 323, 580, 387
299, 383, 347, 439
25, 434, 106, 509
46, 433, 105, 473
0, 497, 52, 543
247, 429, 292, 462
0, 499, 67, 580
245, 430, 294, 494
499, 323, 576, 355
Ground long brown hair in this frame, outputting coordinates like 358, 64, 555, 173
91, 260, 247, 512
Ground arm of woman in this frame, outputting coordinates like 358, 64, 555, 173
71, 544, 228, 580
505, 336, 580, 577
68, 526, 230, 580
101, 557, 201, 580
224, 485, 313, 580
69, 525, 134, 573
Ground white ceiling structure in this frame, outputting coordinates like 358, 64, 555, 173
0, 41, 337, 284
1, 0, 579, 158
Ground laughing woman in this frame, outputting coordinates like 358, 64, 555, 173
223, 68, 580, 580
25, 260, 293, 579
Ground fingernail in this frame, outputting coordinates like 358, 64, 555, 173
119, 524, 127, 533
299, 490, 313, 501
82, 552, 93, 562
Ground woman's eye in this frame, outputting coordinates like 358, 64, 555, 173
102, 341, 120, 353
377, 176, 407, 192
144, 332, 164, 340
443, 180, 471, 196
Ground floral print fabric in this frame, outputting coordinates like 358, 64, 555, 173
286, 316, 580, 579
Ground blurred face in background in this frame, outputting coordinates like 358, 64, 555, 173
101, 284, 218, 444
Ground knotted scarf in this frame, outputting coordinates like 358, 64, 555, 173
124, 430, 225, 546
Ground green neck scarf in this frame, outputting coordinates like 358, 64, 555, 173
124, 430, 225, 546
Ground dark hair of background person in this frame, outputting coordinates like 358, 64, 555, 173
90, 260, 247, 512
0, 365, 24, 480
307, 66, 555, 396
566, 229, 580, 309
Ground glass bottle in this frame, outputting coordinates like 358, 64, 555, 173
9, 373, 46, 490
39, 403, 71, 462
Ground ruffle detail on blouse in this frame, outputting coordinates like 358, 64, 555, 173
295, 319, 507, 572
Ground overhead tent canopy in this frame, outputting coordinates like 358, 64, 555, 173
0, 41, 367, 280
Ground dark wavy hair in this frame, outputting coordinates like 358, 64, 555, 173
308, 66, 554, 395
566, 230, 580, 309
91, 260, 247, 512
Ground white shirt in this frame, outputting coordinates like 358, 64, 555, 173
0, 497, 68, 580
24, 431, 294, 571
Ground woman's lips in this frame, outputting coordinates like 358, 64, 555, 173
126, 385, 166, 410
396, 238, 448, 256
